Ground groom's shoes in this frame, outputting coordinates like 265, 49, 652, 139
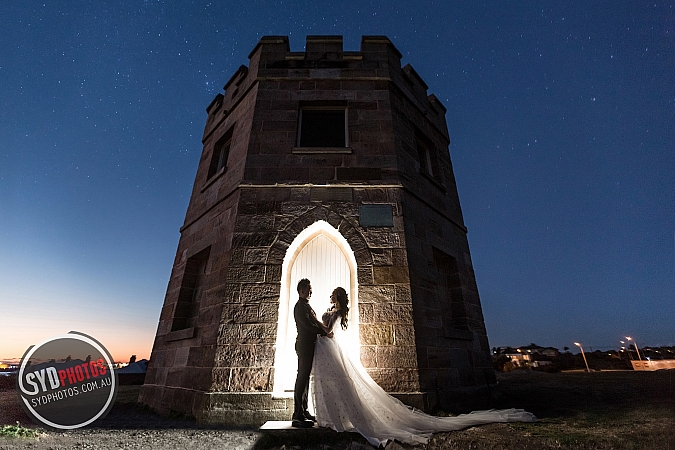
303, 411, 316, 422
291, 418, 314, 428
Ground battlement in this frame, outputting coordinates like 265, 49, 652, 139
247, 35, 402, 64
207, 35, 447, 142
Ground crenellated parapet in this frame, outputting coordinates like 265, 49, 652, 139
204, 35, 448, 143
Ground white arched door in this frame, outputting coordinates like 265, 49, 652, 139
272, 221, 359, 396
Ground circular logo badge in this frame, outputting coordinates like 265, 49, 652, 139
16, 332, 118, 429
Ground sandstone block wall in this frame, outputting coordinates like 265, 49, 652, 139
140, 35, 495, 424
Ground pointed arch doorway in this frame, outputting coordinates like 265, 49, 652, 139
272, 220, 359, 397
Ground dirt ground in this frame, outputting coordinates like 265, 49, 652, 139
2, 370, 674, 449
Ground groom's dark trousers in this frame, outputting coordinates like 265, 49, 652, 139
293, 297, 326, 420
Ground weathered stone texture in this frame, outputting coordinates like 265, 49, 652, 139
360, 324, 394, 346
141, 35, 494, 426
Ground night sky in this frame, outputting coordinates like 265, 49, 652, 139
1, 2, 674, 362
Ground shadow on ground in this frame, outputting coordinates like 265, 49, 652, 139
2, 371, 675, 449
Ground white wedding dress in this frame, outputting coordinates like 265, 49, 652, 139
311, 310, 536, 447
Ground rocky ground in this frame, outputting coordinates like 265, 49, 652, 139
0, 384, 532, 450
2, 371, 674, 449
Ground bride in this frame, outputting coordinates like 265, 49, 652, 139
311, 287, 536, 447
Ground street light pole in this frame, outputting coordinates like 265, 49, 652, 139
575, 342, 590, 372
626, 336, 642, 360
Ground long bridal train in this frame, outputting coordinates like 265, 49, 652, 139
310, 317, 536, 447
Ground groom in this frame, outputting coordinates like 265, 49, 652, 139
292, 278, 332, 428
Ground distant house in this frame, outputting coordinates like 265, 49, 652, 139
505, 352, 532, 368
494, 344, 560, 370
541, 348, 559, 358
531, 360, 553, 368
516, 344, 560, 358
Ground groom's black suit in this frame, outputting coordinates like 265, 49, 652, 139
293, 297, 327, 421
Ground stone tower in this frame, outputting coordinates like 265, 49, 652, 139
139, 35, 496, 426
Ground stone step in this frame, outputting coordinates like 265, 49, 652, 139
259, 420, 319, 430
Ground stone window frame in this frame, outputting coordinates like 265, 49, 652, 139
295, 104, 349, 150
207, 125, 234, 180
170, 246, 211, 333
414, 130, 445, 189
431, 246, 469, 332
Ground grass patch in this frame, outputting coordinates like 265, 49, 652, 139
488, 371, 675, 450
252, 370, 675, 449
0, 422, 41, 439
114, 385, 142, 404
504, 416, 675, 450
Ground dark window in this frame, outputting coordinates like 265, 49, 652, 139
208, 127, 233, 179
432, 247, 468, 330
416, 133, 438, 178
298, 108, 347, 147
171, 247, 210, 331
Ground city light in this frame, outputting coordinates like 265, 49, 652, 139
620, 341, 633, 360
